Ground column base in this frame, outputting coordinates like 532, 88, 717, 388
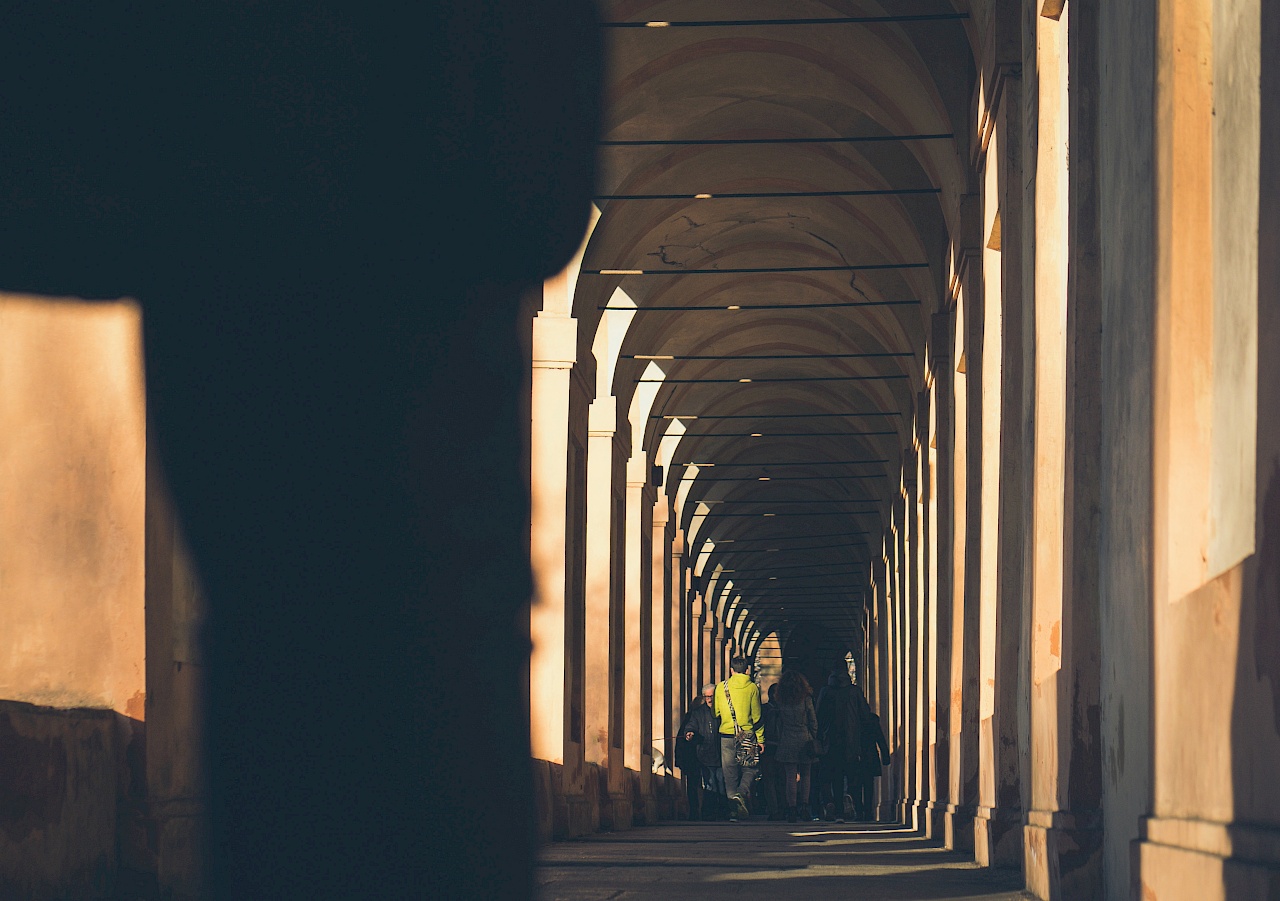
944, 803, 976, 852
974, 804, 1022, 868
1023, 808, 1102, 900
1138, 816, 1280, 901
910, 800, 932, 834
924, 801, 948, 841
604, 795, 634, 831
562, 794, 594, 839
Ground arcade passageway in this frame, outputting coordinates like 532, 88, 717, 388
0, 1, 1277, 900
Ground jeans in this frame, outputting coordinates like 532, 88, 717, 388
720, 735, 757, 800
703, 765, 725, 796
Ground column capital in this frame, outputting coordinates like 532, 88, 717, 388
588, 396, 617, 436
532, 314, 577, 369
626, 453, 649, 487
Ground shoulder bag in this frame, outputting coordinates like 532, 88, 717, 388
722, 682, 761, 768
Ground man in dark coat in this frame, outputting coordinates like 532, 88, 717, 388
680, 684, 726, 820
816, 669, 861, 822
851, 688, 891, 821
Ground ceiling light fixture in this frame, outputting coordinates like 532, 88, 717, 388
726, 305, 741, 310
663, 414, 698, 420
694, 193, 713, 199
644, 20, 670, 27
738, 378, 752, 383
750, 433, 763, 437
599, 269, 644, 275
634, 354, 674, 360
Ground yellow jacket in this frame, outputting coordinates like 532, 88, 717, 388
714, 673, 764, 744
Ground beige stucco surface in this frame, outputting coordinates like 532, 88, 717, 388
0, 296, 145, 715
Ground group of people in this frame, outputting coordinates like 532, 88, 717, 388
676, 657, 891, 824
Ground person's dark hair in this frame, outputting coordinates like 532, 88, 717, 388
775, 669, 812, 705
730, 655, 749, 673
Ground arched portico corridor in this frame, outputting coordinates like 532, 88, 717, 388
1, 2, 1277, 900
538, 821, 1028, 901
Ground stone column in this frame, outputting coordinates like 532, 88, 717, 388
145, 463, 211, 900
666, 527, 683, 777
976, 60, 1028, 870
623, 455, 654, 819
912, 407, 933, 833
1023, 5, 1103, 895
930, 312, 956, 840
919, 383, 942, 842
650, 491, 669, 774
529, 312, 579, 817
946, 213, 984, 854
585, 396, 630, 829
897, 490, 921, 827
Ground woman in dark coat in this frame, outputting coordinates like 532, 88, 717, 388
772, 670, 819, 823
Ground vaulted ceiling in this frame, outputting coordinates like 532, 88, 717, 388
576, 0, 977, 660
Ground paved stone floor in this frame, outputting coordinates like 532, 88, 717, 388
538, 820, 1031, 901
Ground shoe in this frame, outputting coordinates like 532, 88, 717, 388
733, 795, 750, 820
810, 815, 821, 822
823, 802, 836, 822
785, 806, 797, 824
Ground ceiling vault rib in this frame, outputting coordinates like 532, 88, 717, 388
600, 134, 953, 147
638, 376, 908, 383
600, 300, 920, 310
589, 263, 927, 275
681, 475, 888, 481
657, 412, 901, 419
674, 460, 890, 466
600, 13, 970, 27
631, 352, 913, 361
594, 188, 940, 200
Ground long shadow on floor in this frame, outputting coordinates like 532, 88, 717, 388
538, 821, 1029, 901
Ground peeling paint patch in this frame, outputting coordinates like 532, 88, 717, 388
125, 691, 146, 721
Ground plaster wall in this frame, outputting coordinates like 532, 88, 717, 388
0, 296, 146, 715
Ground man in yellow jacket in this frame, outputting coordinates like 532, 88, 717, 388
715, 656, 765, 820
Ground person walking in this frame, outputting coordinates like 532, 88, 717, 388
679, 684, 726, 820
816, 667, 860, 822
760, 683, 786, 820
850, 687, 891, 821
714, 657, 764, 821
771, 670, 819, 823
